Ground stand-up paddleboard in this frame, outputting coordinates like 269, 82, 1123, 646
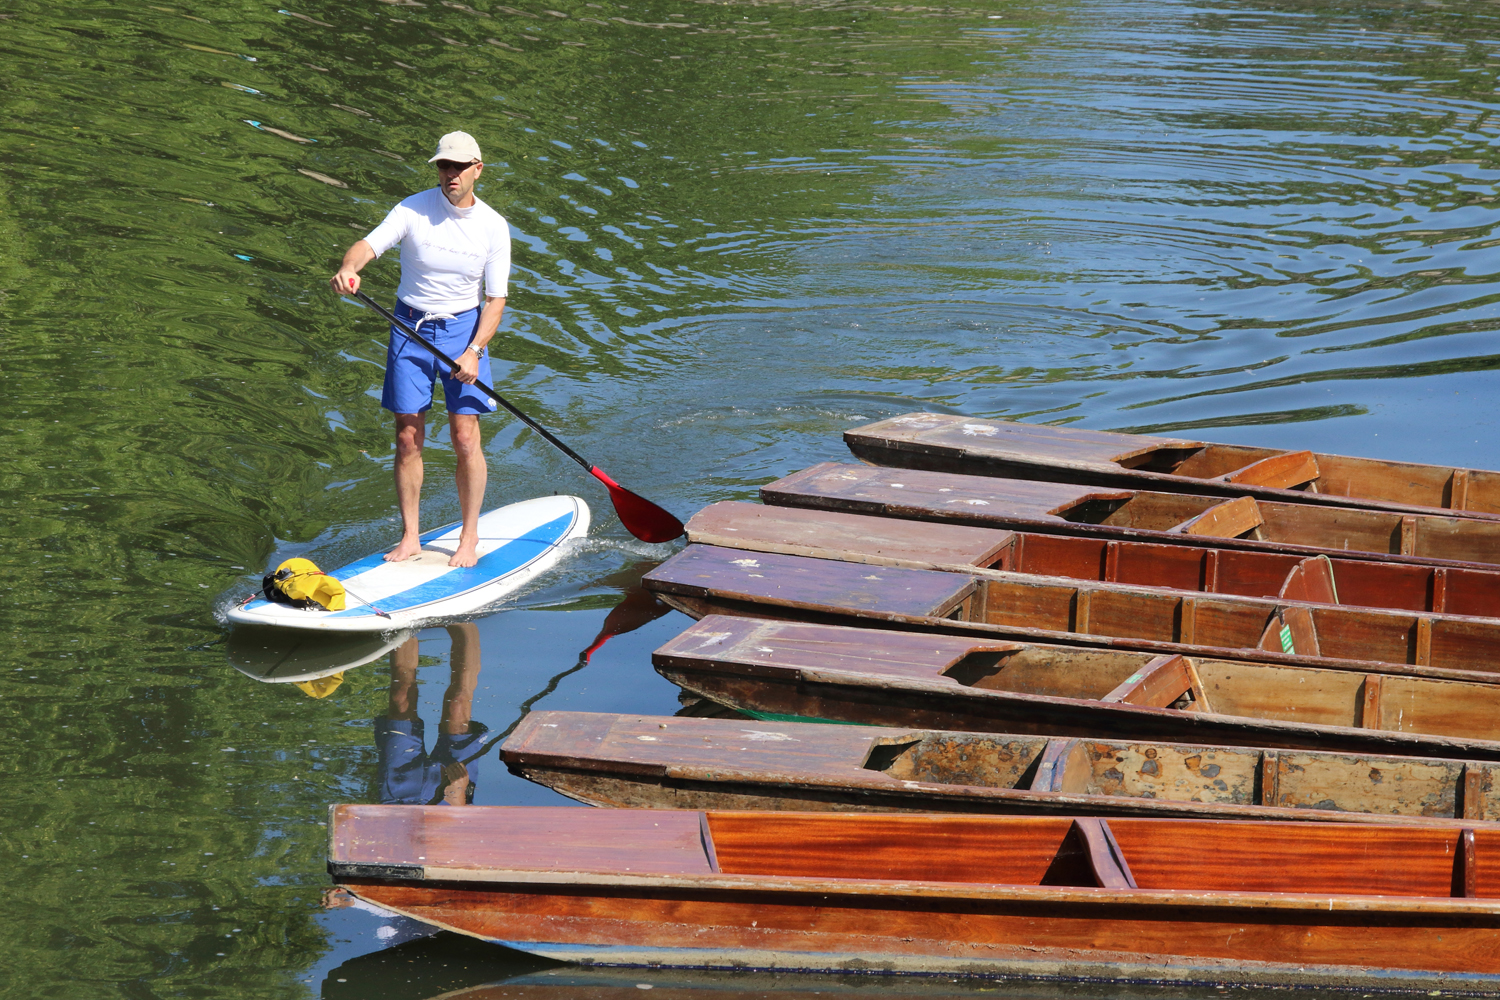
227, 496, 590, 632
227, 628, 414, 684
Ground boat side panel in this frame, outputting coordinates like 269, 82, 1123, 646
344, 881, 1500, 979
1378, 676, 1500, 740
1272, 752, 1462, 818
1106, 819, 1467, 897
704, 812, 1076, 884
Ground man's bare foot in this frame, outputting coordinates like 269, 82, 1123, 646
448, 535, 480, 568
385, 535, 423, 562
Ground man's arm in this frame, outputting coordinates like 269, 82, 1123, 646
451, 294, 505, 384
330, 240, 377, 295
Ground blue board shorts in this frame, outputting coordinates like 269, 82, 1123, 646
373, 716, 494, 805
382, 301, 498, 416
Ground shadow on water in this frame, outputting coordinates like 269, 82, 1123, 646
317, 937, 1407, 1000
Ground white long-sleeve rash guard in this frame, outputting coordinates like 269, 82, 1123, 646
364, 187, 511, 314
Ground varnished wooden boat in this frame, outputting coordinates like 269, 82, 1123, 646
504, 710, 1500, 826
766, 462, 1500, 572
329, 804, 1500, 988
690, 499, 1500, 618
652, 616, 1500, 762
644, 542, 1500, 680
846, 412, 1500, 519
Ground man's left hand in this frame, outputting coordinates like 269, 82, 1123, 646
453, 350, 480, 384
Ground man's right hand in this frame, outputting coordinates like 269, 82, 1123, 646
330, 268, 361, 295
330, 240, 376, 295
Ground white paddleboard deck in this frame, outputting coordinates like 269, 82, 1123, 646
227, 495, 589, 632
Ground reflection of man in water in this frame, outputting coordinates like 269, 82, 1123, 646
374, 623, 494, 805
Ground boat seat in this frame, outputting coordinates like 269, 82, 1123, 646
1167, 496, 1263, 539
1218, 450, 1320, 491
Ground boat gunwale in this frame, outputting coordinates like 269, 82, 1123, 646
329, 863, 1500, 917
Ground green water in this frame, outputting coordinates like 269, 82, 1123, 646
5, 0, 1500, 994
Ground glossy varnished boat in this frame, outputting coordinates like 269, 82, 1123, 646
690, 499, 1500, 618
644, 542, 1500, 680
846, 412, 1500, 519
652, 616, 1500, 762
504, 710, 1500, 826
765, 461, 1500, 570
329, 804, 1500, 988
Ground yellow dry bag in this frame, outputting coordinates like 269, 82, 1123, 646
261, 557, 346, 612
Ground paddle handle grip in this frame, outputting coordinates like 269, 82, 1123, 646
354, 291, 594, 475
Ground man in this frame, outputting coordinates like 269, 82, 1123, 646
373, 624, 493, 806
329, 131, 510, 568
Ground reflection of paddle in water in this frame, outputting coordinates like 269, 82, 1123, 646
375, 623, 495, 806
498, 576, 674, 740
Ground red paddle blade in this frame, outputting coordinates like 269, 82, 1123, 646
589, 467, 684, 543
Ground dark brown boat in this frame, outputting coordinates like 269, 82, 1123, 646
651, 615, 1500, 762
765, 460, 1500, 570
689, 499, 1500, 618
504, 710, 1500, 826
329, 804, 1500, 988
645, 542, 1500, 680
845, 412, 1500, 518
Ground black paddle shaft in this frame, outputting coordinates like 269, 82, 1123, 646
354, 290, 593, 474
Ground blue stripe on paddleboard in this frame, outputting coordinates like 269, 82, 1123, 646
323, 511, 576, 618
330, 519, 473, 581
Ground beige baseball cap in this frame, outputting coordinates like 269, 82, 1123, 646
429, 131, 483, 164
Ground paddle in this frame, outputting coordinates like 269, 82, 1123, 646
352, 290, 684, 543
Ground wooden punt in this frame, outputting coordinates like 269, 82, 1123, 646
504, 710, 1500, 826
690, 499, 1500, 618
846, 412, 1500, 519
765, 461, 1500, 571
651, 615, 1500, 763
644, 542, 1500, 681
329, 804, 1500, 988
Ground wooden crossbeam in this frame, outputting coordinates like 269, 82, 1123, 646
1031, 738, 1077, 793
1257, 605, 1320, 657
1100, 655, 1192, 708
1073, 818, 1137, 889
1279, 555, 1339, 605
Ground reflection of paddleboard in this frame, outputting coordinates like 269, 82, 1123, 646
227, 496, 590, 632
227, 627, 412, 684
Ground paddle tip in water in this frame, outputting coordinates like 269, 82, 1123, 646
589, 467, 684, 544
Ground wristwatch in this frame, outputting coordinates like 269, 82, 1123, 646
465, 344, 482, 357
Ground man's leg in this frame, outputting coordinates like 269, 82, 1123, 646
386, 636, 420, 720
386, 413, 426, 561
448, 413, 486, 567
438, 623, 480, 805
439, 622, 480, 735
